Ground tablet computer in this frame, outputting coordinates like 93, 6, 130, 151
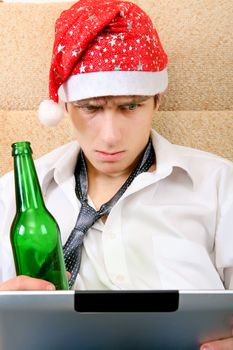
0, 290, 232, 350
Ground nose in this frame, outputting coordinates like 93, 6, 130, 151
100, 111, 122, 147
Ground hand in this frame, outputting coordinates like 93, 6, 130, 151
0, 271, 71, 291
0, 275, 56, 291
200, 335, 233, 350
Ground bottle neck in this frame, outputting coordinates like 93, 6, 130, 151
13, 152, 45, 211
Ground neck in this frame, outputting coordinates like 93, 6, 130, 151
85, 155, 155, 210
86, 162, 136, 210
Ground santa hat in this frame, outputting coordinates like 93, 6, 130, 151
38, 0, 168, 127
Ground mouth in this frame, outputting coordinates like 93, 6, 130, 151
95, 150, 125, 161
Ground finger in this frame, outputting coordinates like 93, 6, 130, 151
0, 275, 56, 291
66, 271, 71, 280
200, 336, 233, 350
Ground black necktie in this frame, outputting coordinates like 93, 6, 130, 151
63, 138, 155, 288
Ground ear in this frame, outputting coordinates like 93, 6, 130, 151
154, 94, 161, 111
63, 102, 68, 113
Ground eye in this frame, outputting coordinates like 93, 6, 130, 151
84, 106, 99, 111
121, 103, 139, 111
79, 105, 101, 113
128, 103, 138, 110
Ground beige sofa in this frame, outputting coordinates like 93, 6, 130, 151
0, 0, 233, 176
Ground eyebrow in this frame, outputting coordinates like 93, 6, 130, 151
73, 96, 151, 107
118, 96, 150, 106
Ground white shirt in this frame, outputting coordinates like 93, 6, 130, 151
1, 131, 233, 290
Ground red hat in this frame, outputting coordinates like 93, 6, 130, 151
38, 0, 168, 127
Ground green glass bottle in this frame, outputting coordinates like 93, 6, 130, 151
10, 141, 68, 290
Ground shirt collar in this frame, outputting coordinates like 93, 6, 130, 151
151, 130, 195, 187
38, 141, 80, 195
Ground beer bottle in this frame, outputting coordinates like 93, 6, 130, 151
10, 141, 69, 290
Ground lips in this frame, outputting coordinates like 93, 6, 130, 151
95, 150, 125, 161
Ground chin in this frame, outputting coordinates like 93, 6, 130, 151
97, 163, 127, 176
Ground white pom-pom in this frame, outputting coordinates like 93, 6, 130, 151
38, 99, 64, 127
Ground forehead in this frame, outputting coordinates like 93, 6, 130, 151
74, 95, 151, 105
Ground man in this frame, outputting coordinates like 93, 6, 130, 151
0, 0, 233, 348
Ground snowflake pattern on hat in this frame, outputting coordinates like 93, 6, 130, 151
49, 0, 168, 103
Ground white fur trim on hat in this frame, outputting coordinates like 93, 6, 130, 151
58, 68, 168, 102
38, 99, 65, 127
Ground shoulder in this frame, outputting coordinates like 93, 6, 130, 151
174, 143, 233, 175
1, 141, 78, 179
175, 143, 233, 165
151, 131, 233, 204
152, 130, 233, 174
0, 140, 79, 199
173, 144, 233, 206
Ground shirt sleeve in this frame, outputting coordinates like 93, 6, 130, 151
215, 198, 233, 289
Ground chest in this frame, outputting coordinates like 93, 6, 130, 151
44, 173, 217, 251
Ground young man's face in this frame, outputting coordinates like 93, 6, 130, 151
67, 95, 157, 178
